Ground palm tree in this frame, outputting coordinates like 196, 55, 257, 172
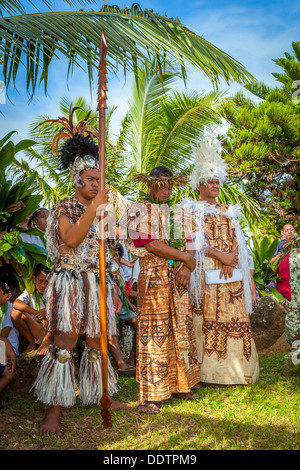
0, 1, 255, 98
18, 67, 228, 198
117, 66, 227, 197
12, 65, 261, 229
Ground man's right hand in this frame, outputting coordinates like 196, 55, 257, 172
220, 247, 239, 267
183, 253, 196, 272
92, 189, 109, 213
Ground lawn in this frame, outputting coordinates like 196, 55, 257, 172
0, 351, 299, 451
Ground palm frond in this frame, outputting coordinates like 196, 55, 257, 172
218, 183, 262, 231
119, 68, 228, 198
0, 3, 254, 97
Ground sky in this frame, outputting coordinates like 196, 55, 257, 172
0, 0, 300, 148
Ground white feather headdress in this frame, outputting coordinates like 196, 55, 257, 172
190, 134, 228, 189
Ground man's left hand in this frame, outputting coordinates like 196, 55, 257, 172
219, 265, 233, 280
175, 265, 191, 288
113, 294, 122, 314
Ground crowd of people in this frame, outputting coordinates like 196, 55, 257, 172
0, 132, 297, 437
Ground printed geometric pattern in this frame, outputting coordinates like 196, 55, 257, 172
139, 317, 170, 348
141, 358, 168, 386
203, 319, 253, 361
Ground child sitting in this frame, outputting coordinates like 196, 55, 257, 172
0, 272, 20, 393
11, 264, 52, 356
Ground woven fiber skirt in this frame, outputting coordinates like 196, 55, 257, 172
46, 269, 117, 338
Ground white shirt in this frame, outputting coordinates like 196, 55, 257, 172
1, 302, 19, 356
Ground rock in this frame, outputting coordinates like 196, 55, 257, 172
265, 332, 291, 353
250, 296, 289, 351
117, 322, 135, 366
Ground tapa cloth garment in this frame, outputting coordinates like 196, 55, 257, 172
189, 201, 259, 385
45, 196, 111, 272
33, 196, 118, 406
120, 200, 200, 402
44, 196, 117, 337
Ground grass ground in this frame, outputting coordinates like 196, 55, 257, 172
0, 351, 299, 451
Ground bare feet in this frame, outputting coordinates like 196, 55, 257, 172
37, 333, 53, 356
39, 405, 62, 437
175, 392, 199, 400
36, 341, 51, 356
20, 342, 37, 356
192, 382, 203, 390
110, 400, 132, 410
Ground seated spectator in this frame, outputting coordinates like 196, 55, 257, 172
271, 224, 295, 264
108, 242, 137, 376
0, 273, 20, 393
11, 264, 52, 356
276, 231, 299, 302
0, 336, 17, 394
19, 208, 49, 249
1, 302, 19, 358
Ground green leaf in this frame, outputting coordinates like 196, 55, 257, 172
14, 139, 36, 153
0, 131, 18, 148
9, 194, 42, 227
0, 240, 12, 253
258, 290, 269, 297
0, 4, 254, 97
1, 231, 20, 246
10, 245, 27, 264
19, 241, 48, 257
268, 286, 285, 303
0, 141, 15, 169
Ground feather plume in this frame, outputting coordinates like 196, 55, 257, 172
190, 135, 228, 188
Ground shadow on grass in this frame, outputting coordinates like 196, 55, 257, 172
1, 352, 299, 450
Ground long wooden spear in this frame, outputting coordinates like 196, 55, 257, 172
97, 29, 112, 429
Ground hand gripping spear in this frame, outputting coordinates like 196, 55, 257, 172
97, 30, 112, 428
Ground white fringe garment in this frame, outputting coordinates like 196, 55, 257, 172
32, 350, 77, 407
79, 347, 119, 405
188, 200, 253, 314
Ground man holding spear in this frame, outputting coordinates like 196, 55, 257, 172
33, 32, 130, 435
32, 132, 131, 436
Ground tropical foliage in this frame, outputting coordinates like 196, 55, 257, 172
0, 133, 50, 310
9, 67, 261, 230
250, 235, 284, 303
221, 41, 300, 235
0, 2, 254, 98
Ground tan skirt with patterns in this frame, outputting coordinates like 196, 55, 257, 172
192, 266, 259, 385
137, 258, 200, 402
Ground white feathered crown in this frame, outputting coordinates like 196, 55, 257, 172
190, 134, 228, 189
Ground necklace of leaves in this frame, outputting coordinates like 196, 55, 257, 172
139, 192, 185, 267
33, 290, 47, 311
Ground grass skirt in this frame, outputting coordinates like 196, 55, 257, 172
46, 269, 117, 337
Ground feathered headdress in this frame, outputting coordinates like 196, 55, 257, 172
35, 106, 100, 186
133, 172, 189, 188
35, 105, 99, 160
190, 135, 228, 189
